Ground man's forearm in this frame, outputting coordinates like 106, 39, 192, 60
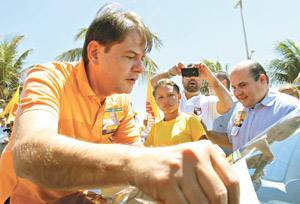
13, 131, 140, 190
150, 71, 170, 87
209, 78, 233, 114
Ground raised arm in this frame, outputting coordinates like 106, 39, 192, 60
150, 62, 184, 86
195, 63, 233, 115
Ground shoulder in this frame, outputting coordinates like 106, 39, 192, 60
181, 112, 201, 122
273, 91, 299, 109
27, 61, 75, 78
24, 61, 77, 88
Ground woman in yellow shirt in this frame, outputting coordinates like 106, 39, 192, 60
145, 79, 206, 147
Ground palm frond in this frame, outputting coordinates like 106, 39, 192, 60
56, 48, 83, 62
202, 59, 226, 72
74, 28, 88, 41
151, 33, 163, 50
269, 39, 300, 84
13, 48, 33, 70
0, 35, 32, 100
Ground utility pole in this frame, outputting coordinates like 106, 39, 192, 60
235, 0, 250, 59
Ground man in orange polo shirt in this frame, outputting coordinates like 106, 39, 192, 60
0, 3, 239, 204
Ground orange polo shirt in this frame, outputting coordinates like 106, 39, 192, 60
0, 60, 140, 204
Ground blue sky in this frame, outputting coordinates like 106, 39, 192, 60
1, 0, 300, 123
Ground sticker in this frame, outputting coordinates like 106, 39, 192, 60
231, 126, 240, 137
193, 107, 202, 116
102, 111, 120, 136
233, 110, 247, 127
105, 107, 123, 112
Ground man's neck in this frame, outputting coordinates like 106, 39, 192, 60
249, 88, 269, 109
184, 91, 201, 100
86, 64, 108, 103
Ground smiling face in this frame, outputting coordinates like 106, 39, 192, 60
87, 31, 145, 98
230, 64, 268, 108
154, 84, 181, 115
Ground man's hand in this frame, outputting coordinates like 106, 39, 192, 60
168, 62, 185, 77
150, 62, 184, 86
129, 140, 240, 204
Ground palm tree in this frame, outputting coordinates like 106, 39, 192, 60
202, 59, 229, 73
268, 39, 300, 84
0, 35, 32, 101
56, 27, 162, 79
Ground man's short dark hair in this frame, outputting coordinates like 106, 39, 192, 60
153, 79, 180, 97
82, 3, 153, 67
216, 71, 230, 90
248, 62, 269, 84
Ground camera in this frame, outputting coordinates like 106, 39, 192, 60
181, 68, 199, 77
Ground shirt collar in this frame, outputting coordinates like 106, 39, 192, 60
253, 90, 276, 109
75, 60, 96, 97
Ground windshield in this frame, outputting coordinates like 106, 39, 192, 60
238, 110, 300, 204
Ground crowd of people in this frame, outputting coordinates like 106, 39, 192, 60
0, 2, 299, 204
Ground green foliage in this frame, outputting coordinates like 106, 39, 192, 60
268, 39, 300, 84
0, 35, 32, 101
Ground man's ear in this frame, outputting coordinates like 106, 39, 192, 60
178, 92, 181, 100
259, 74, 267, 84
87, 41, 101, 65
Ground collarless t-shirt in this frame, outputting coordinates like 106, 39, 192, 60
144, 112, 206, 147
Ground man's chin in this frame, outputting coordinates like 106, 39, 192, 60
241, 101, 254, 108
186, 89, 199, 93
117, 87, 133, 94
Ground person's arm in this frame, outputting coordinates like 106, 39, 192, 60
195, 63, 233, 115
131, 140, 240, 204
150, 62, 184, 86
207, 130, 233, 148
13, 110, 239, 203
12, 110, 137, 189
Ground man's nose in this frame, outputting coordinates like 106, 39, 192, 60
234, 88, 242, 96
132, 60, 144, 73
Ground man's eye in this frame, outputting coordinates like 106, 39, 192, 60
126, 55, 135, 59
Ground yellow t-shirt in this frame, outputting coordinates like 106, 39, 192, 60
144, 112, 206, 147
0, 60, 140, 204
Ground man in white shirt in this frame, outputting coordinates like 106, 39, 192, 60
151, 62, 233, 130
